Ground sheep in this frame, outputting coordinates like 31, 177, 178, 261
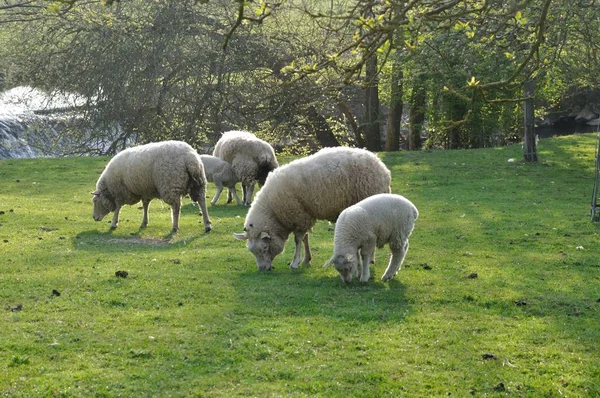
233, 146, 391, 271
92, 140, 212, 233
213, 130, 279, 205
199, 154, 243, 206
324, 194, 418, 283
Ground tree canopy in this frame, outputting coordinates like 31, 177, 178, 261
1, 0, 598, 154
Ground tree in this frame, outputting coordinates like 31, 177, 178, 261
385, 55, 403, 151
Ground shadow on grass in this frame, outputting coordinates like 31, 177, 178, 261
73, 229, 205, 251
230, 267, 411, 325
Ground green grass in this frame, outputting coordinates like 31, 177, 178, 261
1, 134, 599, 397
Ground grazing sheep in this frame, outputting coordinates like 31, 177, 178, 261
233, 147, 391, 270
213, 130, 278, 205
92, 140, 212, 233
200, 154, 243, 206
325, 194, 418, 283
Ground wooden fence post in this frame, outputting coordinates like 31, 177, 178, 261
523, 80, 538, 162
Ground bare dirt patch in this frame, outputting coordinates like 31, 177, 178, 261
108, 237, 171, 246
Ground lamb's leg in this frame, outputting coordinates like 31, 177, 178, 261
229, 186, 243, 206
354, 250, 362, 280
171, 199, 181, 232
140, 199, 150, 228
110, 205, 121, 229
301, 233, 312, 267
289, 231, 305, 269
227, 190, 233, 204
360, 245, 375, 282
382, 240, 409, 281
211, 182, 224, 206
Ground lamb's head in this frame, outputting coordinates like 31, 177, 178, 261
326, 253, 359, 283
233, 223, 285, 271
91, 190, 116, 221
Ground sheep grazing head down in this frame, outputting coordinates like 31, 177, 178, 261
327, 253, 359, 283
233, 224, 285, 271
91, 190, 115, 221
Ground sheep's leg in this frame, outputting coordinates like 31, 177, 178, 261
360, 246, 375, 283
110, 205, 121, 229
171, 199, 181, 232
289, 231, 306, 269
197, 188, 212, 233
382, 240, 409, 281
140, 199, 151, 228
229, 186, 243, 206
242, 185, 248, 205
227, 190, 233, 204
245, 183, 256, 206
211, 182, 224, 206
301, 233, 312, 267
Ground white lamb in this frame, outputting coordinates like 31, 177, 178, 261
234, 147, 391, 270
213, 130, 279, 205
199, 155, 243, 206
325, 194, 418, 283
92, 140, 212, 233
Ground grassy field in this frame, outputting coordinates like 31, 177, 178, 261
1, 134, 599, 397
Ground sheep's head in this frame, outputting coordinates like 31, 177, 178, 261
233, 223, 285, 271
91, 190, 115, 221
326, 253, 359, 283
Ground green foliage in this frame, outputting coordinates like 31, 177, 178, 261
1, 135, 600, 396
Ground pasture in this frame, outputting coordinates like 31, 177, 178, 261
1, 134, 599, 397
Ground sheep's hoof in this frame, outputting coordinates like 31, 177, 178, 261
204, 225, 213, 233
110, 225, 118, 230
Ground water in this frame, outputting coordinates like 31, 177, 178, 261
0, 86, 122, 159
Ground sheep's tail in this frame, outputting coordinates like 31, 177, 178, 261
256, 158, 278, 186
187, 157, 206, 203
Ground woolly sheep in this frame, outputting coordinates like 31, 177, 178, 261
92, 140, 212, 233
325, 194, 418, 283
213, 130, 279, 205
199, 154, 243, 206
233, 146, 391, 270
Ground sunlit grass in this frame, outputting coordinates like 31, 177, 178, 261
1, 134, 599, 396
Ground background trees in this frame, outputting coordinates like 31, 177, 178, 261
0, 0, 599, 154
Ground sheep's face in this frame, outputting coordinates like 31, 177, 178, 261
331, 253, 359, 283
234, 226, 285, 271
92, 191, 114, 221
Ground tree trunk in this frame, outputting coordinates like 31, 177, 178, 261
306, 105, 340, 147
408, 80, 426, 150
363, 53, 382, 151
523, 80, 538, 162
338, 100, 365, 147
385, 60, 403, 152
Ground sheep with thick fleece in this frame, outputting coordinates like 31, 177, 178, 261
213, 130, 278, 205
200, 155, 243, 206
233, 147, 391, 270
92, 140, 212, 233
325, 194, 418, 283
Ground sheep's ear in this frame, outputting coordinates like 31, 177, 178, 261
91, 190, 100, 196
346, 253, 354, 262
259, 231, 270, 240
233, 232, 247, 241
323, 256, 334, 268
